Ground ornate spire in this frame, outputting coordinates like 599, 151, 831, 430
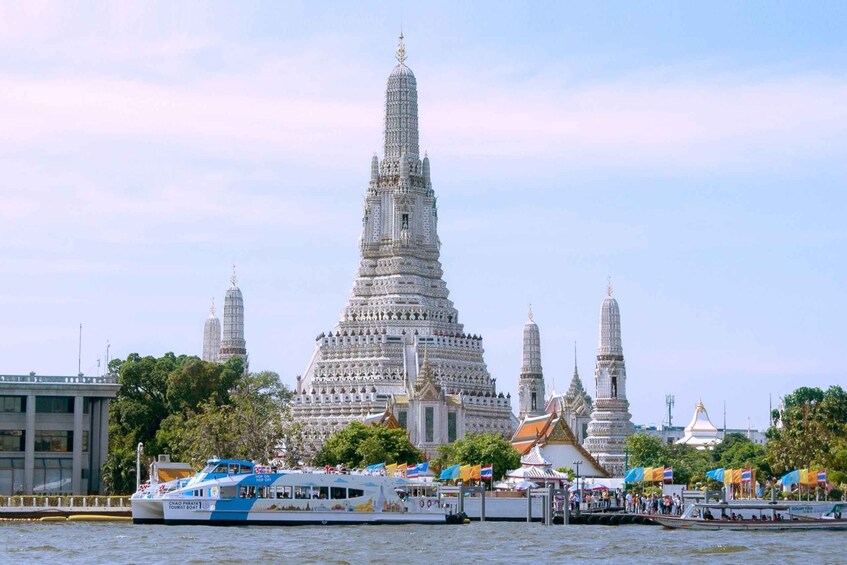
231, 265, 238, 287
396, 32, 407, 65
573, 341, 578, 377
606, 276, 613, 297
527, 304, 533, 322
209, 297, 216, 317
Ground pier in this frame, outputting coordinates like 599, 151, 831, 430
0, 495, 131, 520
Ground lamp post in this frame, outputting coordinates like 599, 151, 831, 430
573, 460, 583, 516
136, 442, 144, 491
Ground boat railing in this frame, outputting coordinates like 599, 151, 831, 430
0, 495, 132, 509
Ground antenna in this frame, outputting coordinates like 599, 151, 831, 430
105, 340, 110, 373
78, 323, 83, 376
665, 394, 675, 427
723, 401, 727, 439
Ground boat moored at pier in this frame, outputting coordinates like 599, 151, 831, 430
160, 470, 464, 526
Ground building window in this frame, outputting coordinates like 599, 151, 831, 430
401, 213, 409, 229
425, 407, 434, 443
35, 397, 74, 414
611, 376, 618, 398
83, 431, 89, 453
0, 458, 25, 495
34, 431, 73, 452
447, 412, 457, 443
398, 411, 407, 429
0, 396, 25, 413
0, 431, 24, 452
33, 458, 72, 494
531, 392, 537, 411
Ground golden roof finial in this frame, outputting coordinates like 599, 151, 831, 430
396, 32, 407, 65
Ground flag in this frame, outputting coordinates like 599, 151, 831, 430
732, 469, 742, 484
407, 464, 419, 479
805, 469, 819, 486
723, 469, 733, 484
439, 464, 460, 480
817, 470, 827, 484
459, 464, 472, 482
644, 467, 654, 482
663, 467, 673, 482
624, 467, 643, 483
471, 465, 481, 480
781, 469, 800, 487
741, 468, 752, 483
799, 469, 809, 486
705, 468, 724, 482
654, 467, 665, 482
385, 463, 398, 477
480, 465, 493, 480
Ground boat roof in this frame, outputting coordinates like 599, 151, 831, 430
694, 501, 790, 510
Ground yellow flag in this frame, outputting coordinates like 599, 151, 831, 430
732, 469, 742, 484
799, 469, 808, 485
460, 465, 472, 482
644, 467, 654, 482
654, 467, 665, 482
385, 463, 397, 476
724, 469, 733, 484
471, 465, 481, 480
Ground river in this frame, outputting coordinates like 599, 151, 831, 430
1, 521, 843, 563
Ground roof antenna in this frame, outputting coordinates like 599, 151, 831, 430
77, 323, 83, 376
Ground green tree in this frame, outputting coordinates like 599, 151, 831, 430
438, 432, 521, 481
313, 422, 424, 468
625, 433, 667, 468
767, 386, 847, 475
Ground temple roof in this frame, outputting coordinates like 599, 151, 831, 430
676, 400, 721, 447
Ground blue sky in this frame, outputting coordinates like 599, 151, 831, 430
2, 1, 845, 431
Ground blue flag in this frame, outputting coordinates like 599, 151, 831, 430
624, 467, 643, 483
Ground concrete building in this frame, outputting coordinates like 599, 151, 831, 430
0, 373, 119, 495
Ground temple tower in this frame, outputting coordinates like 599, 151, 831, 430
202, 298, 221, 363
293, 35, 514, 455
518, 308, 545, 419
583, 281, 634, 475
219, 267, 247, 365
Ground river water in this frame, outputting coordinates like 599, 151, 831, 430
1, 521, 844, 564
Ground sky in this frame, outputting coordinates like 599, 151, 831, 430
2, 1, 845, 432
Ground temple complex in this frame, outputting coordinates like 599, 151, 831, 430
291, 35, 514, 457
517, 309, 545, 420
545, 343, 593, 444
583, 283, 634, 476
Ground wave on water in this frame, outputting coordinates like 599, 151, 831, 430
691, 544, 749, 555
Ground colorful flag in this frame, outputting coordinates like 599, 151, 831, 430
732, 469, 742, 484
644, 467, 654, 482
471, 465, 481, 480
741, 468, 752, 483
799, 469, 809, 485
663, 467, 673, 482
705, 468, 724, 482
781, 469, 800, 486
407, 464, 419, 478
624, 467, 643, 483
439, 464, 460, 480
459, 464, 472, 482
480, 465, 493, 480
817, 470, 827, 484
385, 463, 398, 477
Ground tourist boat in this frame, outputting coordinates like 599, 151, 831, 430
159, 469, 465, 526
651, 501, 847, 531
131, 457, 256, 524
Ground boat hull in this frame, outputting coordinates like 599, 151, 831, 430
652, 516, 847, 531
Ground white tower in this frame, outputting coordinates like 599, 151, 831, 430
518, 308, 545, 419
584, 280, 634, 475
219, 266, 247, 365
202, 298, 221, 363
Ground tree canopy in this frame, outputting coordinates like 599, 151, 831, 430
313, 422, 425, 468
767, 386, 847, 482
104, 353, 297, 493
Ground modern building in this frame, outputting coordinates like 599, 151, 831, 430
219, 268, 248, 365
0, 373, 119, 495
292, 35, 514, 457
583, 284, 635, 476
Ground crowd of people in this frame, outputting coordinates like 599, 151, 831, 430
624, 492, 683, 516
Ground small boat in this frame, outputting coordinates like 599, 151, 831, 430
159, 469, 465, 526
131, 457, 256, 524
651, 501, 847, 531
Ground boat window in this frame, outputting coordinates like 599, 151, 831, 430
330, 487, 346, 499
239, 486, 250, 498
316, 487, 329, 499
214, 464, 228, 474
228, 463, 239, 475
240, 464, 252, 474
275, 486, 292, 499
294, 486, 310, 499
348, 488, 364, 498
257, 486, 269, 499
